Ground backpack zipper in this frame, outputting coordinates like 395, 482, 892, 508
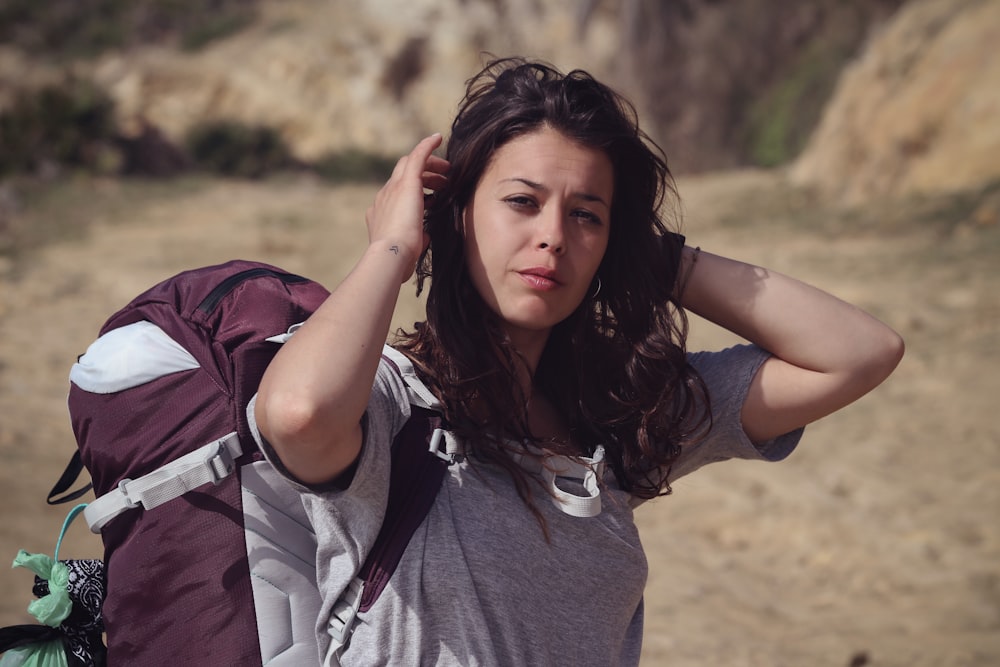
197, 267, 311, 314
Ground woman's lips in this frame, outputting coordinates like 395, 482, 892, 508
518, 267, 562, 291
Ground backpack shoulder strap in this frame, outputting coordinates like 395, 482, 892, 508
357, 403, 446, 611
380, 345, 462, 464
326, 348, 451, 656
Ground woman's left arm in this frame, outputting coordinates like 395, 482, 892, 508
678, 247, 905, 444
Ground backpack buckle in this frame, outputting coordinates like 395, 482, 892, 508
206, 435, 238, 484
428, 428, 463, 465
117, 478, 139, 509
327, 578, 363, 652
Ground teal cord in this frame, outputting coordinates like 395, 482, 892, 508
54, 503, 88, 562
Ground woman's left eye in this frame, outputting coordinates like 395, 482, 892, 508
572, 209, 603, 225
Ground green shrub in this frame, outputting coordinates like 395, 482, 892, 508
314, 149, 397, 184
0, 78, 119, 176
185, 121, 294, 179
743, 35, 856, 168
0, 0, 258, 59
180, 11, 255, 52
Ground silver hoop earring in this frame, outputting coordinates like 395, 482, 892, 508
591, 276, 602, 299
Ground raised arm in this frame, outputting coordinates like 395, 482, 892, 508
679, 247, 904, 444
254, 134, 447, 484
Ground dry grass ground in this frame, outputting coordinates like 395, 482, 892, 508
0, 170, 997, 666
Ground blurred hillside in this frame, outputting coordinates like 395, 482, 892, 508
0, 0, 901, 170
2, 0, 990, 178
0, 0, 998, 225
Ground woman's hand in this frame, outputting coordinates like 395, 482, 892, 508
365, 133, 449, 282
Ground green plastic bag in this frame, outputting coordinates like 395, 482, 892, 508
0, 505, 91, 667
0, 640, 66, 667
10, 552, 72, 629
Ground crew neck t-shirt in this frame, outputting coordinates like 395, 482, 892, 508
248, 343, 802, 666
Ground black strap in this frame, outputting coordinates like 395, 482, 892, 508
357, 406, 449, 613
47, 451, 93, 505
0, 623, 61, 651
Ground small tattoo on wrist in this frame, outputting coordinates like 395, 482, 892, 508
389, 245, 399, 255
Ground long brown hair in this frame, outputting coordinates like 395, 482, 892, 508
394, 58, 709, 506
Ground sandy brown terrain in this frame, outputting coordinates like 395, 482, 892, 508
0, 169, 997, 666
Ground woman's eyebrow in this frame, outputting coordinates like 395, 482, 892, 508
500, 177, 609, 207
501, 177, 545, 191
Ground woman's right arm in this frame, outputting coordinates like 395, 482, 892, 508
254, 134, 447, 485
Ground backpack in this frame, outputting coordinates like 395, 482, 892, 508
43, 260, 450, 665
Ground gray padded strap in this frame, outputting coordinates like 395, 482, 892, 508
380, 345, 440, 411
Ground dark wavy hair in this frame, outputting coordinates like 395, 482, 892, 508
394, 57, 709, 509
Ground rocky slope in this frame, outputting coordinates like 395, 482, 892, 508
83, 0, 621, 160
791, 0, 1000, 205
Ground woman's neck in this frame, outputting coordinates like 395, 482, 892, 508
504, 328, 550, 397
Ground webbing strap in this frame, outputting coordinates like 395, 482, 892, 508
511, 444, 606, 518
83, 432, 243, 533
46, 451, 92, 505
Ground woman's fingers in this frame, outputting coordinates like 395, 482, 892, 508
422, 171, 449, 192
421, 152, 450, 202
425, 154, 451, 175
379, 135, 444, 200
366, 134, 445, 261
385, 135, 444, 187
403, 134, 443, 178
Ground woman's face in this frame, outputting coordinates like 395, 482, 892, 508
463, 126, 613, 351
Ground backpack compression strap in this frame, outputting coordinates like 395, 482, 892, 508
81, 433, 242, 533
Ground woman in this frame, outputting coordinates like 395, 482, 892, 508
252, 58, 903, 665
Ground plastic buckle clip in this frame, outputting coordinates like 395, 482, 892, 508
206, 437, 237, 485
328, 578, 363, 648
428, 428, 461, 465
117, 478, 138, 509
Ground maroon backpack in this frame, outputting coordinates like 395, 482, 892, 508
54, 260, 448, 665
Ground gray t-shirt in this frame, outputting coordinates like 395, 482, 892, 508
250, 344, 801, 666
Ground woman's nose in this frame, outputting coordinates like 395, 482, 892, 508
536, 210, 566, 255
